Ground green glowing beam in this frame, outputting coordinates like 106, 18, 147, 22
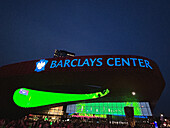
13, 88, 109, 108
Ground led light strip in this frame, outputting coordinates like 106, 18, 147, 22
13, 88, 109, 108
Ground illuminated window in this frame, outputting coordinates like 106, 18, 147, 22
66, 102, 152, 117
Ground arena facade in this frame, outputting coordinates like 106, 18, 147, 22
0, 55, 165, 119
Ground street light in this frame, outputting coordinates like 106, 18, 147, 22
132, 92, 136, 96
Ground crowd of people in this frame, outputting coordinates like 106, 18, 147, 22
0, 117, 157, 128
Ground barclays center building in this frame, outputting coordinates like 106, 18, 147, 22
0, 54, 165, 119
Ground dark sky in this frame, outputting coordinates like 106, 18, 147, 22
0, 0, 170, 116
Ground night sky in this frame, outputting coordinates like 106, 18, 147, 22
0, 0, 170, 116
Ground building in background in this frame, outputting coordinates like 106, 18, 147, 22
54, 49, 75, 58
0, 55, 165, 120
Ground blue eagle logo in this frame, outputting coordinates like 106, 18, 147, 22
35, 59, 48, 72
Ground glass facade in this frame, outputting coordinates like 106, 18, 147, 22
66, 102, 152, 117
47, 106, 63, 115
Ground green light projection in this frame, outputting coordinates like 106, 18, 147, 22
75, 102, 142, 116
13, 88, 110, 108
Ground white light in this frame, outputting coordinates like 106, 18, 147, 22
37, 62, 45, 69
132, 92, 136, 95
161, 114, 163, 117
163, 123, 166, 126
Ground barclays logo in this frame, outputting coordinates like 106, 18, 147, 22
35, 59, 48, 72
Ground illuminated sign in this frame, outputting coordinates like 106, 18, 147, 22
106, 58, 152, 69
35, 57, 153, 72
13, 88, 109, 108
35, 59, 48, 72
50, 58, 102, 68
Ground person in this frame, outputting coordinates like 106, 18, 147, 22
0, 119, 6, 128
